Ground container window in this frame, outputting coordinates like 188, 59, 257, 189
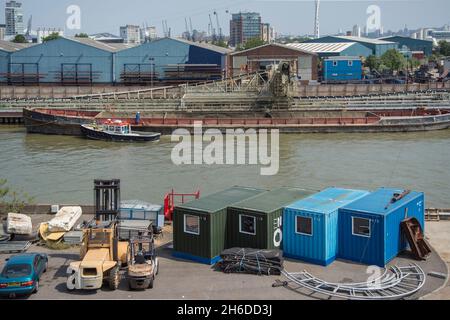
352, 217, 371, 237
348, 60, 353, 67
239, 215, 256, 235
333, 61, 338, 67
295, 216, 312, 236
184, 215, 200, 235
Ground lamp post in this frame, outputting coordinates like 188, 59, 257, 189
149, 57, 155, 87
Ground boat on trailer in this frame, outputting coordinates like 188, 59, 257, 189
81, 120, 161, 142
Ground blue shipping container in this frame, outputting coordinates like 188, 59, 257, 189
338, 188, 425, 267
283, 188, 370, 266
323, 56, 362, 82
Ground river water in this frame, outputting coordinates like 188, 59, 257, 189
0, 126, 449, 207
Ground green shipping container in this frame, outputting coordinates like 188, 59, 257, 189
226, 187, 314, 250
173, 186, 266, 264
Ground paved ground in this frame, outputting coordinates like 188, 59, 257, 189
421, 221, 450, 300
0, 215, 448, 300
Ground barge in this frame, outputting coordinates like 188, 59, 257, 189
23, 107, 450, 135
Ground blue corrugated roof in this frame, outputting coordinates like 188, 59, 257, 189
286, 187, 370, 214
341, 187, 424, 216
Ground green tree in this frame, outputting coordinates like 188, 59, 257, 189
12, 34, 27, 43
42, 32, 61, 42
407, 58, 421, 70
75, 33, 89, 38
380, 49, 406, 73
0, 179, 34, 214
212, 39, 228, 48
437, 40, 450, 56
364, 55, 381, 72
237, 37, 265, 51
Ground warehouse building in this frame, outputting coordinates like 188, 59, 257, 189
287, 42, 372, 59
304, 36, 397, 57
0, 40, 34, 84
379, 36, 433, 56
115, 37, 231, 85
9, 37, 131, 84
228, 43, 318, 82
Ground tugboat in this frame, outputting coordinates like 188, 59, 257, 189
80, 120, 161, 142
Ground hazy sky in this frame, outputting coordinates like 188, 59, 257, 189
6, 0, 450, 37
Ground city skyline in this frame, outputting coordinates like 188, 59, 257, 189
1, 0, 449, 38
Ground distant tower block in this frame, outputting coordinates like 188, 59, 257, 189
314, 0, 320, 38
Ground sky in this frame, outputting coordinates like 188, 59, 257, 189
5, 0, 450, 37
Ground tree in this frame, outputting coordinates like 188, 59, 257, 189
0, 179, 34, 214
438, 40, 450, 57
12, 34, 27, 43
380, 49, 406, 73
42, 32, 61, 42
365, 55, 381, 72
212, 40, 228, 48
75, 33, 89, 38
237, 37, 265, 51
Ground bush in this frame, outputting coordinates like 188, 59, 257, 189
0, 179, 34, 214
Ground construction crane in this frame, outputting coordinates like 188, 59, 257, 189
184, 17, 191, 40
25, 15, 32, 38
209, 14, 216, 42
314, 0, 320, 39
189, 18, 195, 42
162, 20, 171, 38
214, 11, 222, 42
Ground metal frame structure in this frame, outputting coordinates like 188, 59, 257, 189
280, 264, 426, 300
7, 63, 41, 85
60, 63, 94, 86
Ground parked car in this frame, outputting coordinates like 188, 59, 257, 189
0, 253, 48, 298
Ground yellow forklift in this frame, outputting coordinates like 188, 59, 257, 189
66, 179, 128, 291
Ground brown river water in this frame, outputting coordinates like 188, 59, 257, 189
0, 126, 449, 207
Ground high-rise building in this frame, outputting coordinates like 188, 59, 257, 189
140, 26, 157, 43
352, 25, 361, 38
120, 25, 141, 44
229, 12, 261, 47
0, 24, 6, 40
261, 23, 275, 43
5, 1, 24, 36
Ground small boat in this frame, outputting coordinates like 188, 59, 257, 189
80, 120, 161, 142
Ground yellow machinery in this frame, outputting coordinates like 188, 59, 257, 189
66, 179, 128, 291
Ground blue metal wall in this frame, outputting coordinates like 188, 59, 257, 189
115, 38, 226, 83
10, 38, 114, 83
338, 188, 425, 267
283, 188, 369, 266
323, 58, 363, 81
382, 36, 433, 56
0, 50, 10, 82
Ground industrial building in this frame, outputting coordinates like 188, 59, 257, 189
9, 37, 130, 84
0, 40, 34, 84
287, 42, 372, 59
304, 36, 398, 57
379, 36, 433, 56
228, 43, 318, 82
338, 188, 425, 267
173, 186, 266, 265
283, 188, 369, 266
0, 37, 230, 85
322, 56, 363, 82
115, 37, 231, 85
225, 187, 313, 251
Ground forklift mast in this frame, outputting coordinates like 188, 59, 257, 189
94, 179, 121, 222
